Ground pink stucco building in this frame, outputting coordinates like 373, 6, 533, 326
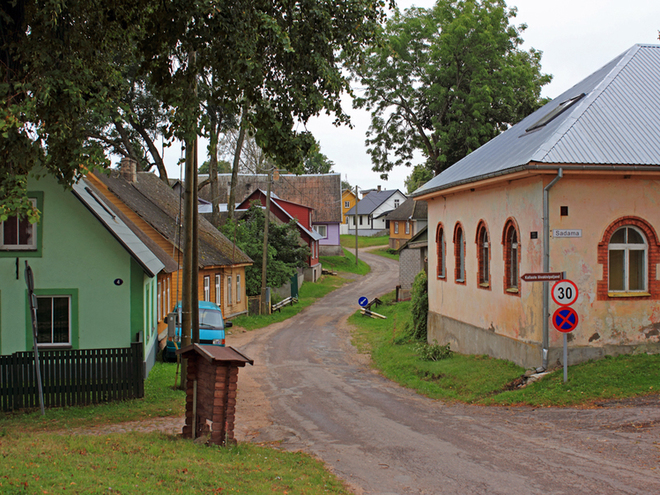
413, 44, 660, 370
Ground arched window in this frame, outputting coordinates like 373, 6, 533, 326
436, 223, 446, 279
454, 223, 465, 283
608, 226, 647, 292
503, 219, 520, 294
476, 222, 490, 288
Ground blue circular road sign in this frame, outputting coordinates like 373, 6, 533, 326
358, 296, 369, 307
552, 307, 579, 333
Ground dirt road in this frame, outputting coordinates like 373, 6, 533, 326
229, 251, 660, 494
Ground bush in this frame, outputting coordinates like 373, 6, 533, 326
415, 341, 452, 361
410, 270, 428, 341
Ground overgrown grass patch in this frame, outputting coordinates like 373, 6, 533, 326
0, 432, 350, 495
340, 234, 389, 249
484, 353, 660, 407
320, 248, 371, 275
348, 291, 660, 406
231, 274, 348, 331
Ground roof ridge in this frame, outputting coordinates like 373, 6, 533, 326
532, 44, 641, 162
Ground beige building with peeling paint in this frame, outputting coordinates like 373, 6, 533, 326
413, 44, 660, 370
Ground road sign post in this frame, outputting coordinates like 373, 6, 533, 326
551, 279, 579, 383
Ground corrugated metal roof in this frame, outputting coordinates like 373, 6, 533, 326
413, 44, 660, 198
72, 181, 165, 277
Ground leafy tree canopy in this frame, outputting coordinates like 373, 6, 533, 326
222, 203, 309, 296
405, 165, 434, 194
352, 0, 552, 179
1, 0, 389, 220
302, 139, 335, 174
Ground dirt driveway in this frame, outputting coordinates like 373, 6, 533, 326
227, 251, 660, 495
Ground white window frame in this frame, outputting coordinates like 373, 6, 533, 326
215, 274, 221, 305
394, 199, 400, 208
236, 274, 241, 303
394, 222, 399, 234
157, 282, 162, 321
314, 225, 328, 238
344, 200, 350, 209
203, 275, 210, 301
1, 198, 37, 250
36, 295, 71, 346
405, 222, 410, 235
608, 226, 648, 293
227, 276, 233, 305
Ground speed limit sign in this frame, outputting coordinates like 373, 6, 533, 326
551, 279, 578, 306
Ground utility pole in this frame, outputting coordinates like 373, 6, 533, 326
354, 185, 359, 266
180, 51, 199, 388
260, 166, 273, 315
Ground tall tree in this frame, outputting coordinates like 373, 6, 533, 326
303, 141, 335, 174
1, 0, 145, 220
2, 0, 389, 219
352, 0, 552, 179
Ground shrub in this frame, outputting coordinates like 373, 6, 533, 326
415, 341, 452, 361
410, 270, 428, 341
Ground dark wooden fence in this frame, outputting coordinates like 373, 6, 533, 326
0, 343, 144, 412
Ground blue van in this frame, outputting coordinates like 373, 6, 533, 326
163, 301, 232, 362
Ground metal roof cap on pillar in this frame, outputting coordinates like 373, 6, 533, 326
177, 344, 253, 366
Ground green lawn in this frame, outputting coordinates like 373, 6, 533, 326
350, 291, 660, 407
320, 248, 371, 275
0, 362, 351, 495
340, 234, 389, 249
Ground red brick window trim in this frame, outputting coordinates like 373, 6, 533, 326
436, 223, 446, 280
502, 218, 521, 297
597, 216, 660, 301
454, 222, 466, 285
475, 221, 491, 290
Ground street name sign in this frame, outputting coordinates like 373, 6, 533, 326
521, 272, 564, 282
553, 229, 582, 238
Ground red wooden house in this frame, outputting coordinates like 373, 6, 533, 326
237, 189, 323, 282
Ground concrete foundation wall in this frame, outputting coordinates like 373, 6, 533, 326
429, 311, 660, 369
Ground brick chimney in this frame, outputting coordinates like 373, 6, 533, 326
120, 157, 137, 183
377, 185, 381, 192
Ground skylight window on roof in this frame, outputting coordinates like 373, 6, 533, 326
525, 93, 586, 133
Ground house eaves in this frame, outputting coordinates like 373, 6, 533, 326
72, 180, 165, 277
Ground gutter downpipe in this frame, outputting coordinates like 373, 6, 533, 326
541, 168, 563, 371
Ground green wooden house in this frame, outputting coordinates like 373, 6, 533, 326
0, 171, 165, 410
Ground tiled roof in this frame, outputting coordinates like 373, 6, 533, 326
414, 44, 660, 198
198, 173, 342, 223
93, 171, 252, 267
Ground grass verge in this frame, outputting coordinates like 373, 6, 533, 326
340, 234, 389, 249
350, 291, 660, 407
231, 272, 350, 331
369, 246, 399, 261
320, 248, 371, 275
0, 432, 350, 495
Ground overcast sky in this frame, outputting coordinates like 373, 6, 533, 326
163, 0, 660, 193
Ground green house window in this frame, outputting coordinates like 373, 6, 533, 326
1, 198, 37, 250
36, 295, 71, 345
